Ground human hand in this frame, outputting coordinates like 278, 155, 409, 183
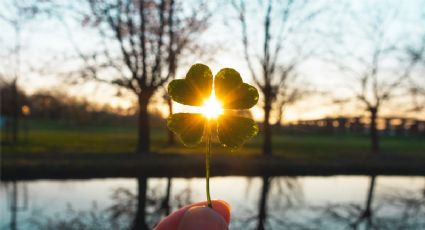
154, 200, 231, 230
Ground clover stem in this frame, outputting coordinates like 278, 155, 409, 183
205, 119, 212, 208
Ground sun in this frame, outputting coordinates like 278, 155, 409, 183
201, 95, 224, 119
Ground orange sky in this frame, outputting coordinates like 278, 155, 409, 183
0, 0, 424, 123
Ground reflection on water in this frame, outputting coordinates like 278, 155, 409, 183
1, 176, 424, 230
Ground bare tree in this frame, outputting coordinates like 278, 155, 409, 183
232, 0, 323, 155
65, 0, 210, 153
0, 0, 43, 144
328, 3, 424, 153
273, 72, 314, 129
406, 18, 425, 113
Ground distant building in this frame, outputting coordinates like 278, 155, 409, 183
280, 116, 425, 136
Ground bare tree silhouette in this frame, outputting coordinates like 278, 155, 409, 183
232, 0, 323, 155
328, 3, 424, 153
64, 0, 210, 153
406, 16, 425, 114
0, 0, 44, 144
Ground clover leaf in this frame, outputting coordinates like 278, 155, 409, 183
215, 68, 259, 109
217, 115, 259, 150
168, 64, 259, 149
167, 113, 206, 147
168, 63, 213, 106
167, 63, 259, 208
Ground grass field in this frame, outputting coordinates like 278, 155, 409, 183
1, 120, 425, 161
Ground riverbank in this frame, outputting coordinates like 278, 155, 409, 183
2, 152, 425, 180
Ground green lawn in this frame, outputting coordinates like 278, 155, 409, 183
1, 120, 424, 160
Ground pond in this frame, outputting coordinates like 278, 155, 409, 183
1, 176, 425, 230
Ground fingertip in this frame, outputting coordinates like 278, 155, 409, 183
210, 200, 231, 224
178, 206, 228, 230
154, 200, 231, 230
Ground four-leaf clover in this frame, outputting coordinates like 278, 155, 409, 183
167, 63, 259, 150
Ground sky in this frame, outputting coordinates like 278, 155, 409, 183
0, 0, 424, 123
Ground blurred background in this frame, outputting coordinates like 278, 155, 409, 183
1, 0, 424, 229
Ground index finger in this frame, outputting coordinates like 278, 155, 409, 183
154, 200, 231, 230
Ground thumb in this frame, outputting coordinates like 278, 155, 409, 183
178, 206, 229, 230
154, 200, 231, 230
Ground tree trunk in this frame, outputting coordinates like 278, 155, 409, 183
166, 97, 175, 145
137, 93, 152, 154
10, 182, 17, 230
274, 103, 284, 131
363, 176, 376, 229
262, 100, 272, 155
369, 107, 379, 154
12, 80, 19, 144
257, 176, 271, 230
132, 177, 149, 230
161, 177, 172, 216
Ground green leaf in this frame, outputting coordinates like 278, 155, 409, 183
217, 115, 258, 150
214, 68, 259, 109
167, 113, 206, 147
168, 63, 213, 106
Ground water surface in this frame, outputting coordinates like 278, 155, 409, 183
1, 176, 424, 229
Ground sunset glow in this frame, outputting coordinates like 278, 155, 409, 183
201, 95, 224, 119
